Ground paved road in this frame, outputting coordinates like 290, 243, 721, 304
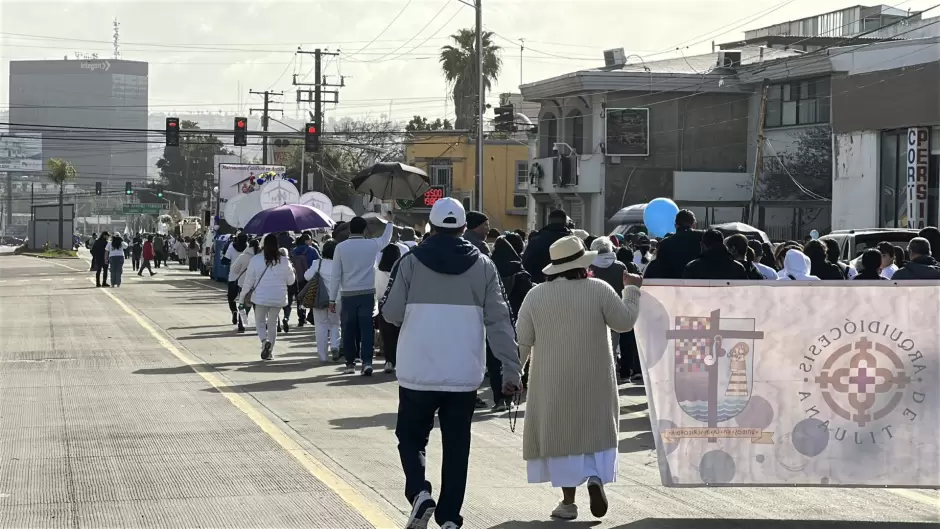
1, 254, 938, 529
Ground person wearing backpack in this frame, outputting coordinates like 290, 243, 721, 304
305, 239, 340, 362
291, 234, 320, 330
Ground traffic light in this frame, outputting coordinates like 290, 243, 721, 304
125, 182, 133, 195
234, 117, 248, 147
95, 182, 102, 196
166, 117, 180, 146
304, 122, 320, 153
157, 187, 164, 199
494, 104, 515, 132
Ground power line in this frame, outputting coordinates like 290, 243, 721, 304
343, 0, 414, 58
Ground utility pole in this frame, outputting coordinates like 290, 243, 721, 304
748, 81, 769, 226
474, 0, 485, 212
295, 48, 341, 192
249, 90, 284, 164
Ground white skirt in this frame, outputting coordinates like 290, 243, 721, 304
526, 448, 618, 488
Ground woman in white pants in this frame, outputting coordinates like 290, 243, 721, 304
305, 239, 341, 362
240, 233, 295, 360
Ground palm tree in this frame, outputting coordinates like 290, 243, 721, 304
440, 29, 501, 130
46, 158, 76, 249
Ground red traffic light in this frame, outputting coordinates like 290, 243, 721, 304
168, 122, 177, 128
307, 126, 317, 134
236, 120, 246, 128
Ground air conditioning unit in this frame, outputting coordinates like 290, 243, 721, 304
603, 47, 626, 67
717, 50, 742, 68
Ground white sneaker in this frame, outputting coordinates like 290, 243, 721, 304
551, 501, 578, 520
405, 490, 435, 529
383, 361, 394, 373
439, 523, 459, 529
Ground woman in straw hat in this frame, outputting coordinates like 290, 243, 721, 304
516, 235, 642, 521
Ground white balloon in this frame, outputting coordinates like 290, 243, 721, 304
259, 179, 300, 210
331, 205, 356, 222
232, 192, 262, 228
300, 191, 333, 216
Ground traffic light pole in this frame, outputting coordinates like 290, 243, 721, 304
296, 48, 340, 193
249, 90, 283, 164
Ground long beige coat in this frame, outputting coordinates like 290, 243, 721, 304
516, 278, 640, 460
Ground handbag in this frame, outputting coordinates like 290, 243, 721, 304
243, 264, 270, 308
301, 260, 323, 309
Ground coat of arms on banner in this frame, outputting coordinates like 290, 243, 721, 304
663, 309, 773, 444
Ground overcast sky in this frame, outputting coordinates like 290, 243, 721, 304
1, 0, 936, 124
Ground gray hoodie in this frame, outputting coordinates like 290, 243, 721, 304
380, 234, 521, 392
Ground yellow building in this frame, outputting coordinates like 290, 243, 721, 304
401, 131, 530, 233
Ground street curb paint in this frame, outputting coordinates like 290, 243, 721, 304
95, 279, 399, 528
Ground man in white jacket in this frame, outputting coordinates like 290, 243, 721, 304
329, 217, 394, 376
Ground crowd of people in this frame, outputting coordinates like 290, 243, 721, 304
86, 231, 208, 287
85, 204, 940, 529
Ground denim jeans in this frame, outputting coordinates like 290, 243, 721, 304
341, 293, 375, 367
109, 255, 124, 286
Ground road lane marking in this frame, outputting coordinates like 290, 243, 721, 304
96, 284, 397, 528
887, 488, 940, 508
32, 257, 88, 272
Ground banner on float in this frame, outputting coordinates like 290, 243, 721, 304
635, 283, 940, 488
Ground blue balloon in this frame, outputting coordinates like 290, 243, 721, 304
643, 198, 680, 238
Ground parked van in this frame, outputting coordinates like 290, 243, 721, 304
608, 203, 649, 237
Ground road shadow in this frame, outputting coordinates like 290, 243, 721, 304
328, 406, 510, 431
621, 402, 647, 414
487, 522, 600, 529
618, 385, 646, 396
587, 520, 938, 529
619, 431, 655, 453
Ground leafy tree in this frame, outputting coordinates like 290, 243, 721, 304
155, 120, 233, 210
406, 115, 454, 132
281, 118, 404, 207
46, 158, 76, 249
440, 29, 501, 130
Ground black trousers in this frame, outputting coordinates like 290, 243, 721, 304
227, 281, 240, 313
138, 259, 154, 276
95, 260, 109, 286
620, 330, 641, 378
295, 279, 307, 324
396, 388, 475, 528
188, 256, 198, 271
132, 252, 141, 271
485, 343, 505, 405
376, 313, 399, 366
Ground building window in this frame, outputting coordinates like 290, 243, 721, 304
765, 77, 830, 128
515, 160, 528, 192
512, 194, 528, 209
429, 164, 453, 195
567, 110, 584, 154
539, 112, 557, 158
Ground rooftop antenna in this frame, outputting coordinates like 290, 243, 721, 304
113, 18, 121, 59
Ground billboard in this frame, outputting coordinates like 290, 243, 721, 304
218, 163, 286, 203
635, 282, 939, 487
605, 108, 649, 157
0, 133, 42, 172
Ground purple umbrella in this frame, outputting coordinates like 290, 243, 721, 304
243, 204, 334, 235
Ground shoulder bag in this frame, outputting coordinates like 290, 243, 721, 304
243, 264, 270, 308
300, 260, 323, 309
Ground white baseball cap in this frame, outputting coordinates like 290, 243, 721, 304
429, 197, 467, 228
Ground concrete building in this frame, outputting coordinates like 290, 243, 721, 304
402, 131, 529, 232
519, 46, 804, 235
520, 5, 938, 238
8, 59, 149, 192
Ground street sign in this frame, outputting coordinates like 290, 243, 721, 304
123, 204, 162, 214
96, 208, 124, 215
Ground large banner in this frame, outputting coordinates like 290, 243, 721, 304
635, 282, 940, 488
218, 164, 286, 204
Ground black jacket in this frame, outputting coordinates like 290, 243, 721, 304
892, 256, 940, 280
683, 246, 748, 280
522, 223, 572, 283
491, 241, 533, 317
653, 228, 703, 279
740, 259, 766, 280
91, 238, 108, 259
810, 260, 846, 280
